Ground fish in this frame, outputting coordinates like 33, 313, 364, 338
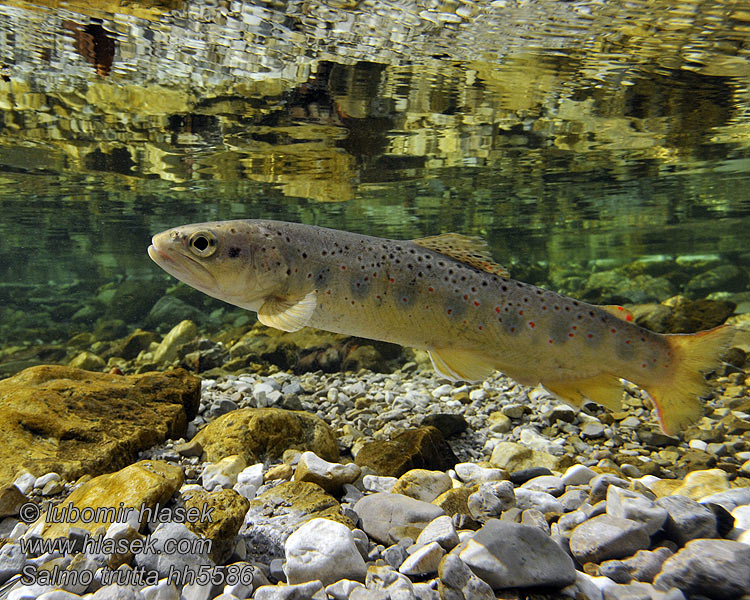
148, 219, 735, 435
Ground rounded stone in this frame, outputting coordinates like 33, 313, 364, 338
284, 518, 367, 586
569, 514, 651, 564
459, 520, 576, 589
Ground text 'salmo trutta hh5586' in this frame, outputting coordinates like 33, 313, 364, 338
148, 220, 735, 435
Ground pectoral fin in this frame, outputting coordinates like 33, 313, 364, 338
542, 373, 625, 410
258, 290, 317, 332
428, 348, 496, 382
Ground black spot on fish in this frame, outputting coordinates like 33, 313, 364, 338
228, 247, 241, 258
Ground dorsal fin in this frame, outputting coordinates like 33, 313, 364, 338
412, 233, 510, 277
598, 304, 635, 323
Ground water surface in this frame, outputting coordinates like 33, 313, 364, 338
1, 0, 749, 348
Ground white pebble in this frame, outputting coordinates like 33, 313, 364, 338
689, 439, 708, 451
432, 384, 453, 398
562, 464, 597, 486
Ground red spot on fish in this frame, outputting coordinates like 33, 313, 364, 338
447, 309, 453, 315
641, 363, 647, 368
478, 325, 483, 330
529, 322, 535, 328
611, 328, 617, 333
428, 286, 434, 292
587, 334, 594, 338
341, 265, 346, 270
463, 294, 469, 300
425, 305, 430, 310
548, 339, 554, 344
364, 276, 369, 281
519, 310, 523, 315
373, 272, 377, 278
402, 297, 408, 303
474, 301, 480, 307
327, 290, 332, 295
495, 307, 501, 313
572, 326, 578, 330
569, 333, 574, 337
389, 277, 395, 283
626, 314, 633, 322
542, 306, 547, 310
510, 327, 515, 332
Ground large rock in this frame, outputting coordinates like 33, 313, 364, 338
354, 426, 457, 477
36, 460, 183, 539
569, 514, 651, 565
654, 539, 750, 599
656, 495, 718, 545
0, 366, 199, 487
459, 520, 576, 589
284, 518, 367, 586
193, 407, 339, 464
353, 492, 445, 544
239, 481, 353, 563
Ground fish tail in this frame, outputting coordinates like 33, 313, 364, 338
643, 325, 735, 435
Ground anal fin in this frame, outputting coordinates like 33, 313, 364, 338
258, 290, 317, 332
542, 374, 625, 411
428, 348, 496, 382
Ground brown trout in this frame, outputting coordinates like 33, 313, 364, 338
148, 220, 734, 435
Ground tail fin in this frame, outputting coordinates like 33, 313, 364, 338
644, 325, 735, 435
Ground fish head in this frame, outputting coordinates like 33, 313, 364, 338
148, 220, 290, 310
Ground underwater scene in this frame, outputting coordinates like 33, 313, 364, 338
1, 1, 750, 599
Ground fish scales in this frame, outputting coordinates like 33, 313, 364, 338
148, 219, 734, 435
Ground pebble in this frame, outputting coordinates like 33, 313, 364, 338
521, 475, 565, 497
362, 475, 397, 493
294, 451, 361, 494
437, 554, 495, 600
453, 463, 507, 485
254, 580, 326, 600
562, 464, 597, 486
284, 518, 367, 586
467, 481, 516, 520
414, 515, 459, 550
399, 541, 445, 576
391, 469, 452, 502
514, 488, 563, 513
606, 487, 668, 535
202, 455, 246, 490
459, 520, 576, 588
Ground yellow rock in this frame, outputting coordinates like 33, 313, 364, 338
672, 469, 730, 500
432, 486, 474, 517
0, 365, 199, 488
392, 469, 452, 503
646, 479, 682, 498
194, 407, 339, 464
489, 441, 571, 473
38, 460, 183, 539
183, 488, 249, 564
264, 464, 293, 482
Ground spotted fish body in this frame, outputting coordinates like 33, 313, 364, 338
148, 220, 733, 435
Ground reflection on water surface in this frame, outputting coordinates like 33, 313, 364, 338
0, 0, 749, 349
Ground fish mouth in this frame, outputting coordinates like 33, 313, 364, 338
148, 237, 220, 292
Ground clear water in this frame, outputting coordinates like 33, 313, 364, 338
1, 0, 750, 350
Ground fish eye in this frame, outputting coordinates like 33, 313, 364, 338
188, 231, 217, 257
